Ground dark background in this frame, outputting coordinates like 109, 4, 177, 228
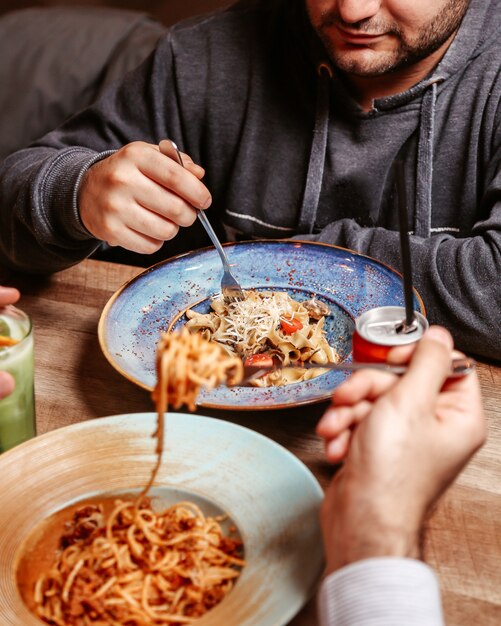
0, 0, 231, 24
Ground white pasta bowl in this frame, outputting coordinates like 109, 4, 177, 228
0, 412, 323, 626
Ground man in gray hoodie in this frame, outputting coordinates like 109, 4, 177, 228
0, 0, 500, 359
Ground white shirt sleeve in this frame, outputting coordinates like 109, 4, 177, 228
317, 557, 444, 626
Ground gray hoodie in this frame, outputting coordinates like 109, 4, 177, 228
0, 0, 500, 358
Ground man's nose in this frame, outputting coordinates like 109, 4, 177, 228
336, 0, 382, 25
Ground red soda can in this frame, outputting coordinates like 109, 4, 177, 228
352, 306, 428, 363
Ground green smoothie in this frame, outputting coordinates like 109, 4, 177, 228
0, 306, 35, 452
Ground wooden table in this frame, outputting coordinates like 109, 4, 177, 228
5, 259, 501, 625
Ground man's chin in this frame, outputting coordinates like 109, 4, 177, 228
330, 49, 400, 77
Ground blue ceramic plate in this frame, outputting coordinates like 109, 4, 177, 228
99, 240, 424, 410
0, 412, 323, 626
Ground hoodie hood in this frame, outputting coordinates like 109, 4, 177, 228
375, 0, 499, 110
431, 0, 500, 81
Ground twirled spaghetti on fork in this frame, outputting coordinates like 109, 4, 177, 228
32, 329, 245, 626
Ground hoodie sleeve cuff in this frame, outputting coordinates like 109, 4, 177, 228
317, 558, 444, 626
39, 147, 116, 241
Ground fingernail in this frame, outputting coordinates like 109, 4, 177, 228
0, 371, 15, 396
326, 439, 342, 458
426, 325, 453, 347
200, 196, 212, 209
316, 408, 336, 432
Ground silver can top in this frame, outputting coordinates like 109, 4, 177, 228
356, 306, 428, 347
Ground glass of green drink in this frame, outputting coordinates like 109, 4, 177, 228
0, 305, 36, 452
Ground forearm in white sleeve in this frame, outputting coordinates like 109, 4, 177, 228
317, 557, 444, 626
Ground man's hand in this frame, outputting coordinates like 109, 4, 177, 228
78, 141, 212, 254
0, 286, 20, 307
0, 372, 15, 399
316, 326, 486, 574
0, 286, 20, 399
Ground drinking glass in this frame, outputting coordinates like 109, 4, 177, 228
0, 305, 36, 452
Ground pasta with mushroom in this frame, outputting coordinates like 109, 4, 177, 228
185, 290, 339, 386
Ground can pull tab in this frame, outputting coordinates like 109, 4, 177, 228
395, 315, 419, 335
366, 318, 419, 339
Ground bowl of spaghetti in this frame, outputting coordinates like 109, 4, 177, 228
3, 332, 323, 626
0, 412, 323, 626
99, 239, 424, 410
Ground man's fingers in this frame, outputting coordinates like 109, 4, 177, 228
132, 181, 200, 229
331, 326, 454, 419
387, 325, 453, 365
325, 429, 352, 463
141, 154, 211, 210
106, 226, 167, 255
0, 371, 15, 399
157, 141, 206, 177
178, 152, 205, 179
317, 400, 373, 439
392, 326, 454, 412
0, 287, 20, 306
317, 400, 375, 463
332, 369, 398, 407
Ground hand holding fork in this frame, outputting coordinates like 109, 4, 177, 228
159, 140, 245, 303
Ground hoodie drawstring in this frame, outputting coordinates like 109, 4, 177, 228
298, 62, 332, 234
414, 81, 439, 238
299, 66, 441, 240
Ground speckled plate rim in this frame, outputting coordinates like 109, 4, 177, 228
98, 240, 425, 410
0, 412, 324, 626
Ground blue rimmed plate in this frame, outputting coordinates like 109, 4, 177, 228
98, 240, 424, 410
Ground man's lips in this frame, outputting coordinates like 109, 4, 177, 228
335, 25, 386, 44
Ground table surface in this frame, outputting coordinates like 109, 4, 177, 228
5, 258, 501, 625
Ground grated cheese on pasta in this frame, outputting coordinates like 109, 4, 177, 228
184, 290, 340, 387
212, 291, 299, 346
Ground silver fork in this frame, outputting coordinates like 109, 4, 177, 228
240, 357, 475, 384
162, 140, 245, 303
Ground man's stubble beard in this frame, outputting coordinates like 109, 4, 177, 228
313, 0, 469, 77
